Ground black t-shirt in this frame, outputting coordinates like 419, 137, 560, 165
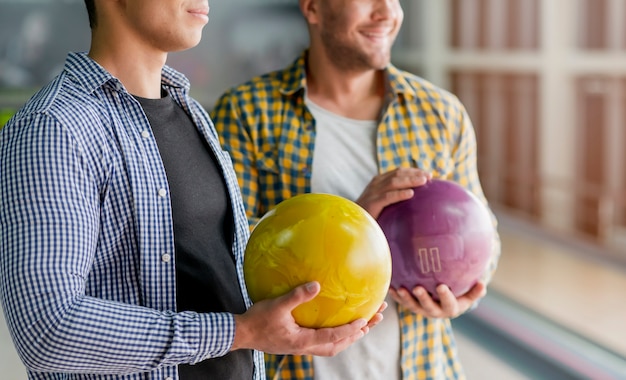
135, 92, 253, 379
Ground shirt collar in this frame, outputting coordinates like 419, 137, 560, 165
385, 64, 420, 99
64, 51, 191, 95
278, 51, 308, 96
278, 49, 420, 99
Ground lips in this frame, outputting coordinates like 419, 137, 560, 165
361, 28, 394, 38
363, 32, 389, 39
189, 8, 209, 16
188, 5, 210, 18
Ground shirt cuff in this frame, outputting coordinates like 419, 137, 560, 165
190, 312, 235, 364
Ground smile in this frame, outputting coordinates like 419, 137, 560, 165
188, 7, 210, 22
361, 29, 393, 39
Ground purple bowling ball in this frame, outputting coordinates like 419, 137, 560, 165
377, 179, 495, 300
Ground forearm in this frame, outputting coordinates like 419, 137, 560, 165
2, 294, 234, 374
0, 216, 235, 374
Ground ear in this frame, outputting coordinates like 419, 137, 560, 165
299, 0, 320, 25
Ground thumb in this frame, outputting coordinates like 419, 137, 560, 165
278, 281, 320, 311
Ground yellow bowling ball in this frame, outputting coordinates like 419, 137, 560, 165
244, 193, 392, 328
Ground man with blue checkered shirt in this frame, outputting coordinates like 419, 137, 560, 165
211, 0, 501, 379
0, 1, 385, 379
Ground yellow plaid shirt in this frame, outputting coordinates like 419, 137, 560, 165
211, 51, 500, 380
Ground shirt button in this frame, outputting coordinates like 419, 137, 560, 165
141, 130, 150, 138
158, 188, 167, 198
165, 377, 173, 380
161, 253, 171, 263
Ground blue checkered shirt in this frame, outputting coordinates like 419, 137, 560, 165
0, 52, 264, 379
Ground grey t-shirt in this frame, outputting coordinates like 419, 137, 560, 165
135, 92, 253, 379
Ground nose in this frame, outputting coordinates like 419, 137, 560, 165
373, 0, 403, 21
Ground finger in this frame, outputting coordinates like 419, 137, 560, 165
390, 167, 431, 178
357, 169, 431, 218
435, 285, 459, 316
312, 318, 367, 349
310, 329, 365, 357
387, 172, 430, 191
388, 288, 403, 305
366, 311, 384, 329
383, 188, 415, 204
377, 301, 388, 313
464, 282, 487, 301
358, 188, 415, 219
456, 282, 487, 312
372, 168, 429, 191
394, 287, 423, 314
412, 286, 441, 315
277, 281, 320, 312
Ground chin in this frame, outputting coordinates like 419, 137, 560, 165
373, 61, 390, 70
172, 37, 203, 52
367, 58, 391, 70
360, 51, 391, 69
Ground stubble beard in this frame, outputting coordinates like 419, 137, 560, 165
320, 29, 393, 72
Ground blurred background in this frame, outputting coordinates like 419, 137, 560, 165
1, 0, 626, 379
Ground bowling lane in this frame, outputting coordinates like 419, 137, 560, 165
455, 324, 534, 380
454, 288, 626, 379
491, 212, 626, 358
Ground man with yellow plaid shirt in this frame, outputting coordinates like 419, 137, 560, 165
212, 0, 500, 379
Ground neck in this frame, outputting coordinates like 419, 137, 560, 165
305, 46, 386, 120
88, 28, 167, 99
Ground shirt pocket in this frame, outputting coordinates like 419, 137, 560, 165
411, 147, 455, 179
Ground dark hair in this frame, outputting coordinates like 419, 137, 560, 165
84, 0, 96, 28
